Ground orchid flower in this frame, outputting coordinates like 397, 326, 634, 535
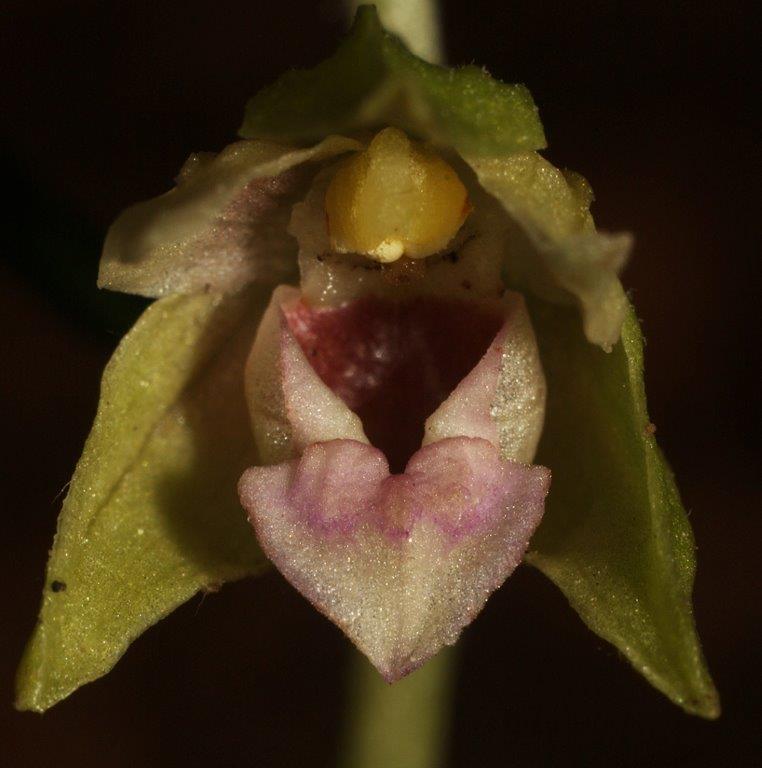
17, 6, 718, 720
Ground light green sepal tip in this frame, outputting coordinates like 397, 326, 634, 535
240, 5, 545, 158
16, 288, 270, 712
527, 299, 719, 718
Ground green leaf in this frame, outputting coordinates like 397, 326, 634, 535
240, 5, 545, 158
526, 299, 719, 718
16, 287, 270, 712
469, 152, 631, 351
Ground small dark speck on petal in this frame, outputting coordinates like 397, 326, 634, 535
51, 580, 67, 593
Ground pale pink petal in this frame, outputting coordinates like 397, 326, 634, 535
99, 137, 360, 297
239, 436, 549, 680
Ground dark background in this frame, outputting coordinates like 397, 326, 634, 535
2, 1, 759, 766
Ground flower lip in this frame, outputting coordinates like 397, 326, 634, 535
239, 283, 550, 679
239, 435, 549, 681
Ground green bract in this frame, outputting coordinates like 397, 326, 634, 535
18, 4, 717, 717
16, 289, 269, 712
240, 6, 545, 158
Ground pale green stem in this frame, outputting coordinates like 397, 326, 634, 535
345, 0, 445, 64
339, 647, 457, 768
338, 2, 451, 766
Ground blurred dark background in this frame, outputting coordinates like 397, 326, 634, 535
2, 1, 758, 766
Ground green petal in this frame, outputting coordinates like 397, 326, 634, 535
240, 6, 545, 158
526, 299, 719, 718
16, 288, 270, 712
469, 152, 632, 350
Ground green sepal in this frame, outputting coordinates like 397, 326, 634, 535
469, 152, 631, 351
240, 5, 545, 158
16, 288, 270, 712
527, 298, 719, 718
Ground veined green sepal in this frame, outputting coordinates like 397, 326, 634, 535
16, 288, 270, 712
527, 299, 719, 718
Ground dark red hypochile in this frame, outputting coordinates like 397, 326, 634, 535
284, 297, 502, 473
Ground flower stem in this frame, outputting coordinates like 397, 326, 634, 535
339, 647, 457, 768
338, 2, 451, 764
345, 0, 445, 64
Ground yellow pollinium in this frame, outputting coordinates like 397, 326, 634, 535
325, 127, 470, 262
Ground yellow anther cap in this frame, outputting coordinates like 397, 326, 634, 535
325, 127, 469, 262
